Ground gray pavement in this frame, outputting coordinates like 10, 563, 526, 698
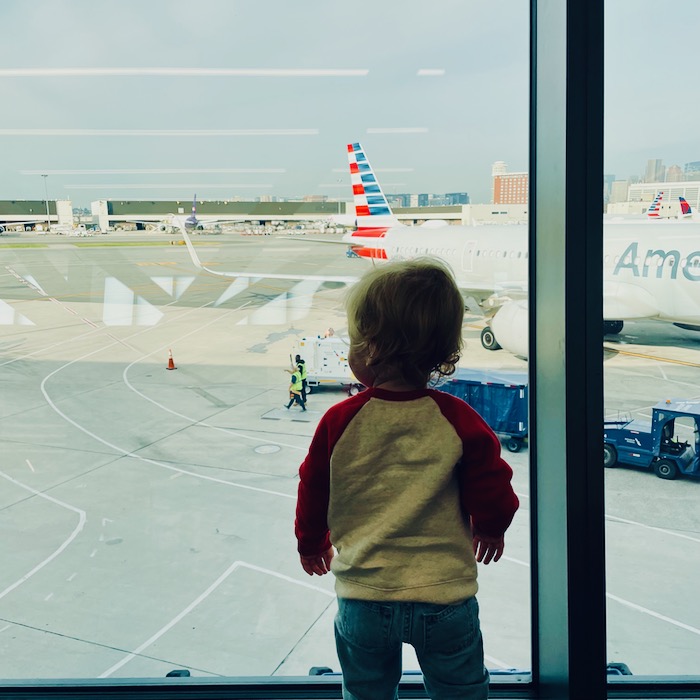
0, 233, 697, 680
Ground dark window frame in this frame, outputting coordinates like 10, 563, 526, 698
1, 1, 699, 698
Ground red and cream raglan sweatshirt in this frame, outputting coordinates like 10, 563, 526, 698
295, 386, 519, 604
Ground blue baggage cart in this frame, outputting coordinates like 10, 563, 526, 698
438, 368, 528, 452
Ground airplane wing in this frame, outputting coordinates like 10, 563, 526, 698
180, 228, 358, 284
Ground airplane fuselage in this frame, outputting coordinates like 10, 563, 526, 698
354, 222, 700, 326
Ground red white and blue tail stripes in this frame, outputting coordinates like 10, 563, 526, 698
347, 143, 398, 232
646, 191, 664, 217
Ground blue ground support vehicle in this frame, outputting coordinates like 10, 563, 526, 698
438, 368, 528, 452
603, 399, 700, 480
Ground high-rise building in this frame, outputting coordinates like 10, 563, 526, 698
644, 159, 664, 183
446, 192, 469, 205
609, 180, 629, 204
492, 162, 528, 204
684, 161, 700, 180
665, 165, 683, 182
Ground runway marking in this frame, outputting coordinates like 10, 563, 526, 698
502, 553, 700, 639
484, 654, 515, 670
67, 573, 77, 582
25, 459, 35, 473
605, 514, 700, 544
90, 549, 97, 558
44, 593, 53, 602
606, 593, 700, 637
604, 345, 700, 368
39, 302, 296, 500
98, 560, 333, 678
0, 624, 11, 633
0, 471, 86, 602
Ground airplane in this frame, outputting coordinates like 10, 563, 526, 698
181, 143, 700, 359
134, 194, 247, 233
339, 143, 700, 357
645, 191, 694, 220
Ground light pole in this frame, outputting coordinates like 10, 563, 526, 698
41, 174, 51, 233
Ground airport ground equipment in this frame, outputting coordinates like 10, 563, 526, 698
438, 368, 528, 452
293, 336, 364, 395
603, 399, 700, 480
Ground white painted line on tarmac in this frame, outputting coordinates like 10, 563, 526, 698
502, 555, 529, 567
44, 593, 53, 602
121, 320, 309, 453
89, 549, 98, 558
484, 653, 515, 670
606, 593, 700, 637
25, 459, 35, 473
0, 471, 86, 602
98, 560, 333, 678
605, 514, 700, 544
0, 624, 11, 633
39, 303, 295, 501
66, 573, 77, 582
502, 553, 700, 640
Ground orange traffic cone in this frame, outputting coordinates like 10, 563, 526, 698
166, 349, 177, 370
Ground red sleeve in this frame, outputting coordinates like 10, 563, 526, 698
295, 391, 373, 556
430, 390, 520, 538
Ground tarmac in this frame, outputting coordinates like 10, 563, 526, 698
0, 231, 697, 680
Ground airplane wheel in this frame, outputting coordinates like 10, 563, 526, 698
480, 327, 502, 351
653, 459, 678, 480
603, 444, 617, 468
604, 320, 624, 335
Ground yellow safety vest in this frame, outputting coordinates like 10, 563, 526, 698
291, 373, 303, 393
297, 360, 307, 381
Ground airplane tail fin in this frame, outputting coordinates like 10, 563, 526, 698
646, 190, 664, 217
347, 143, 400, 231
192, 194, 197, 217
679, 196, 692, 217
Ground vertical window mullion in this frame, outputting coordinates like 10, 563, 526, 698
530, 1, 606, 698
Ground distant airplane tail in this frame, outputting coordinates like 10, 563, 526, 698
185, 193, 198, 228
347, 143, 399, 231
679, 196, 692, 217
646, 191, 664, 218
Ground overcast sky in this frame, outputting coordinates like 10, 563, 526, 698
0, 0, 697, 208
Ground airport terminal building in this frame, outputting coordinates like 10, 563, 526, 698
0, 198, 528, 232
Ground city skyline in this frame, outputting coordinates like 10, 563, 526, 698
2, 0, 699, 207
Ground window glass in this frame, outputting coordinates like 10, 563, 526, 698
0, 0, 529, 681
604, 0, 700, 679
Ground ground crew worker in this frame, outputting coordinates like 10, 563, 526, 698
286, 371, 307, 411
295, 354, 308, 402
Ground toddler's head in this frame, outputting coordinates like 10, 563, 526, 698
345, 258, 464, 387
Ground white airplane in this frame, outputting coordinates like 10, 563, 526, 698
134, 194, 247, 233
644, 190, 694, 220
181, 143, 700, 358
339, 143, 700, 357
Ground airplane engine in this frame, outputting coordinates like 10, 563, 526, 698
482, 300, 529, 358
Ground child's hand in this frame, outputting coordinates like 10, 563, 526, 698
473, 532, 505, 565
300, 547, 334, 576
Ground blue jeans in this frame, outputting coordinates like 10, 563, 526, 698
334, 596, 489, 700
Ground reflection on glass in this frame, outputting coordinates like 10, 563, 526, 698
604, 0, 700, 679
0, 1, 530, 682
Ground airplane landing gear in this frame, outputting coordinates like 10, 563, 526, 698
604, 320, 624, 335
480, 326, 502, 351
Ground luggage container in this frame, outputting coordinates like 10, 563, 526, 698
294, 336, 364, 395
438, 368, 528, 452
